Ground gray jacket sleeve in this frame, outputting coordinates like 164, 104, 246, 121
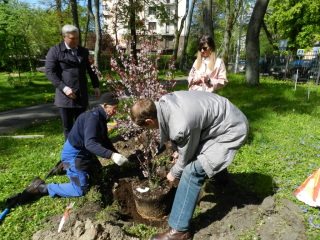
170, 127, 201, 179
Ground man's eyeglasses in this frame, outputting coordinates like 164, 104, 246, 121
198, 47, 208, 52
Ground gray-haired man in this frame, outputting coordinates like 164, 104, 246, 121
45, 24, 100, 141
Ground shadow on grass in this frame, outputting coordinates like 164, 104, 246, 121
191, 172, 275, 232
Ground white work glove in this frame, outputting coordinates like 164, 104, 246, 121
112, 153, 128, 166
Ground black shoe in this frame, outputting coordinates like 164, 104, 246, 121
6, 193, 21, 209
18, 177, 47, 204
45, 160, 66, 179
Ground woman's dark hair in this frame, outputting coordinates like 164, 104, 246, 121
198, 34, 216, 51
196, 34, 217, 70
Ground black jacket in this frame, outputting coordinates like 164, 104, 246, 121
45, 41, 100, 108
67, 106, 118, 159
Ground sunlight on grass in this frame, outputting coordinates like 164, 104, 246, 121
0, 70, 188, 112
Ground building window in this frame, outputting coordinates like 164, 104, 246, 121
166, 7, 170, 16
149, 22, 156, 30
102, 5, 108, 11
149, 7, 156, 15
166, 0, 170, 3
165, 39, 169, 48
166, 22, 169, 33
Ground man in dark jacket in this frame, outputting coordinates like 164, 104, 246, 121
18, 93, 128, 202
45, 24, 101, 141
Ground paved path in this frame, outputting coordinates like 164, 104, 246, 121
0, 103, 60, 134
0, 77, 188, 134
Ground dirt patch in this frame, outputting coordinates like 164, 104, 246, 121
32, 136, 307, 240
112, 178, 172, 229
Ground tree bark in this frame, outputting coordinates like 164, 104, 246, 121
172, 0, 178, 60
179, 0, 195, 70
82, 7, 91, 47
129, 0, 137, 62
70, 0, 81, 44
245, 0, 269, 85
94, 0, 101, 70
234, 0, 245, 73
220, 0, 243, 67
173, 0, 188, 61
55, 0, 63, 29
87, 0, 95, 21
261, 20, 278, 51
203, 0, 213, 36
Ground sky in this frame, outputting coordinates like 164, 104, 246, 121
21, 0, 43, 7
20, 0, 88, 8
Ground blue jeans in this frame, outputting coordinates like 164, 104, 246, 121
168, 159, 205, 231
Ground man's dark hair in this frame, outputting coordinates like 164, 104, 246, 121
130, 98, 157, 126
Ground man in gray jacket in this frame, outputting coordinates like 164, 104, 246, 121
46, 24, 100, 141
130, 91, 249, 240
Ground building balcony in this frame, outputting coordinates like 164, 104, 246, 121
160, 30, 175, 36
163, 2, 175, 6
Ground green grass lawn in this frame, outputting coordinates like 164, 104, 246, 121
0, 69, 188, 112
1, 72, 320, 239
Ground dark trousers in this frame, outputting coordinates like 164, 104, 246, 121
59, 107, 86, 141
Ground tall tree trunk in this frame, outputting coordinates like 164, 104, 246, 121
70, 0, 81, 44
113, 3, 118, 57
23, 36, 35, 72
234, 0, 245, 73
12, 36, 21, 82
56, 0, 63, 29
261, 20, 278, 51
179, 0, 195, 70
94, 0, 102, 70
220, 0, 243, 67
245, 0, 269, 85
203, 0, 213, 36
129, 0, 137, 62
173, 0, 188, 61
82, 7, 91, 47
87, 0, 95, 21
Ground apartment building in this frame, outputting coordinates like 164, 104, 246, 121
102, 0, 187, 55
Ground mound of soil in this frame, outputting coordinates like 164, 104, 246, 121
32, 136, 307, 240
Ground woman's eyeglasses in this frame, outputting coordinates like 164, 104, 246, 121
198, 47, 208, 52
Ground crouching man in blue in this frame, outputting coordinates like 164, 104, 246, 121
18, 92, 128, 202
130, 91, 249, 240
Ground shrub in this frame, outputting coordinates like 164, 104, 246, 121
90, 32, 176, 188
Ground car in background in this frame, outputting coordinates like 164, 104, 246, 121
290, 59, 319, 82
308, 68, 319, 82
259, 56, 286, 75
259, 57, 271, 74
237, 60, 246, 73
307, 61, 320, 82
268, 57, 288, 79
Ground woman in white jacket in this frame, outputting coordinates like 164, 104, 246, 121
188, 35, 230, 184
188, 34, 228, 93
